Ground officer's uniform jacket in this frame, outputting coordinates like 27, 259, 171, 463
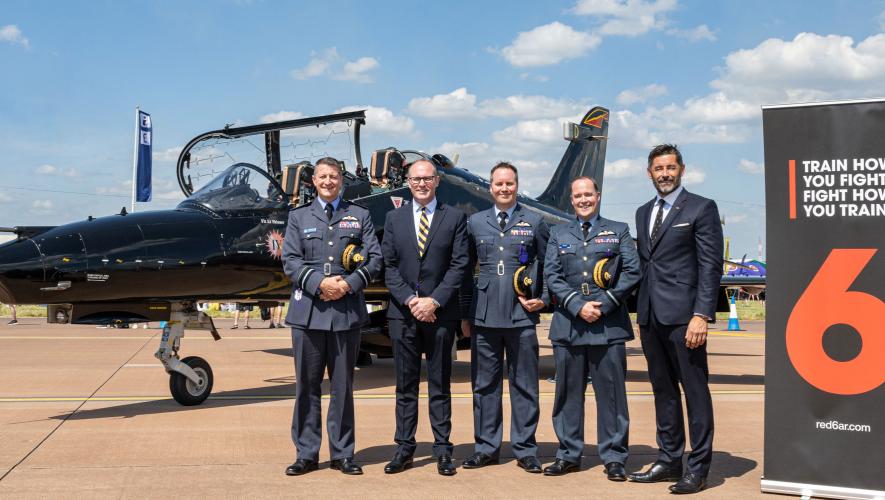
282, 198, 382, 330
544, 216, 639, 346
463, 204, 550, 329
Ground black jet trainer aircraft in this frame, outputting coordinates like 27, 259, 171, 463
0, 106, 743, 406
0, 107, 613, 405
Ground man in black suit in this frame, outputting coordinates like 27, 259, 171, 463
381, 159, 469, 476
628, 144, 723, 494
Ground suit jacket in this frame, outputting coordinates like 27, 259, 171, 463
544, 217, 639, 346
382, 200, 469, 322
634, 189, 724, 326
462, 204, 550, 328
282, 199, 382, 330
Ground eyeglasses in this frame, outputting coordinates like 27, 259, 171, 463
406, 176, 438, 185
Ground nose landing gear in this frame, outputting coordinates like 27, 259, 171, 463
155, 303, 221, 405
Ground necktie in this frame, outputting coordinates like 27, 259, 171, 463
324, 203, 333, 221
498, 211, 508, 231
582, 221, 590, 239
417, 206, 430, 258
650, 198, 666, 243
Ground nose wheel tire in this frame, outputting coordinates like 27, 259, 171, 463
169, 356, 213, 406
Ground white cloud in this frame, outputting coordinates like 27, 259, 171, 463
290, 47, 379, 83
667, 24, 717, 42
153, 146, 184, 163
0, 25, 29, 48
0, 192, 13, 203
605, 157, 646, 178
409, 88, 586, 120
32, 200, 53, 210
571, 0, 677, 36
336, 57, 379, 83
260, 110, 305, 123
34, 164, 77, 177
492, 119, 563, 151
479, 95, 586, 119
335, 105, 414, 135
408, 88, 477, 118
519, 72, 550, 82
616, 83, 668, 106
679, 92, 759, 123
712, 33, 885, 105
738, 159, 764, 175
682, 166, 706, 185
500, 22, 601, 67
96, 180, 132, 196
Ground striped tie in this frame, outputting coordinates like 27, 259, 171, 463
417, 206, 430, 257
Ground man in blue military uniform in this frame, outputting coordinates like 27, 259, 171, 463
281, 157, 382, 477
542, 176, 640, 481
461, 162, 549, 474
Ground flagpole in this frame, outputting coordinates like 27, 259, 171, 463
131, 106, 140, 213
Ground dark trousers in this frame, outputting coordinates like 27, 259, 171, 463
471, 326, 539, 459
389, 318, 455, 457
290, 327, 360, 461
639, 312, 714, 475
551, 343, 629, 465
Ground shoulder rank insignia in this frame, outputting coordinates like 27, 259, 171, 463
597, 230, 616, 236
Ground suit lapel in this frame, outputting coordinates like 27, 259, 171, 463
587, 217, 607, 240
423, 202, 446, 249
403, 205, 419, 254
485, 208, 501, 233
650, 189, 689, 254
503, 204, 521, 233
329, 200, 347, 226
567, 219, 584, 242
310, 199, 328, 225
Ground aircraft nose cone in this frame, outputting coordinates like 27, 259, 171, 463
0, 238, 44, 304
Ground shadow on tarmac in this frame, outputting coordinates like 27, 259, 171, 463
352, 442, 756, 490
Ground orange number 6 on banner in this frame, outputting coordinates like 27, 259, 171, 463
786, 249, 885, 395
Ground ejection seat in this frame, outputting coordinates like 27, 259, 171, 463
281, 161, 316, 207
369, 148, 405, 192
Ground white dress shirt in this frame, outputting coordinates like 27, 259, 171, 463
648, 185, 684, 237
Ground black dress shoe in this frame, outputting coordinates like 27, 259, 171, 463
285, 459, 318, 476
516, 456, 542, 473
604, 462, 627, 481
330, 457, 363, 475
437, 455, 457, 476
627, 462, 683, 483
384, 453, 413, 474
543, 458, 579, 476
462, 452, 498, 469
669, 473, 707, 494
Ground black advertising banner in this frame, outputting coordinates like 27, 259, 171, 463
762, 100, 885, 498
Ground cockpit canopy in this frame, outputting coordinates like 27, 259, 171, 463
177, 163, 285, 214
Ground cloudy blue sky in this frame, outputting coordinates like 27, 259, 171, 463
2, 0, 885, 258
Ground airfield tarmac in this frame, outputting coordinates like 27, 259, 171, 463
0, 318, 766, 499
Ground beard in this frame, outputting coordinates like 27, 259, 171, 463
653, 176, 681, 195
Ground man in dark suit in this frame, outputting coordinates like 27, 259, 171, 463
542, 176, 639, 480
381, 159, 469, 476
628, 144, 723, 494
460, 162, 549, 474
281, 157, 382, 477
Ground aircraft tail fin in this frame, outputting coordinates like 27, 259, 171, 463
536, 106, 610, 214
